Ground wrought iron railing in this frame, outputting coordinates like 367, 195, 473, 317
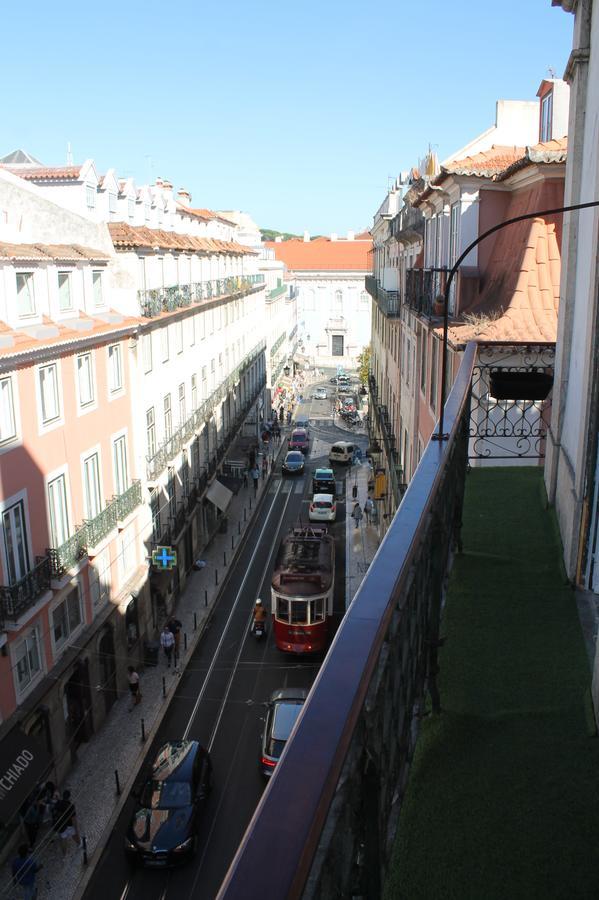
0, 556, 52, 623
146, 340, 266, 481
47, 527, 88, 579
368, 374, 402, 505
364, 274, 400, 317
405, 267, 447, 317
270, 331, 287, 358
267, 284, 287, 301
115, 480, 143, 521
217, 342, 478, 899
138, 275, 263, 318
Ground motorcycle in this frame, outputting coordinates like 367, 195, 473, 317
252, 618, 266, 639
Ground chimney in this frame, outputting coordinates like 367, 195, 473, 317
155, 177, 164, 187
275, 236, 283, 243
162, 179, 173, 191
330, 232, 338, 241
177, 188, 191, 207
303, 230, 310, 242
346, 229, 355, 241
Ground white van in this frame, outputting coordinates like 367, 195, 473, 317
329, 441, 355, 464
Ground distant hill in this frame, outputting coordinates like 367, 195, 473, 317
260, 228, 301, 242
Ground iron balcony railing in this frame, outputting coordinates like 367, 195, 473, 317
138, 275, 265, 318
364, 274, 400, 317
405, 267, 448, 317
217, 342, 477, 900
0, 556, 52, 623
47, 527, 88, 580
146, 340, 267, 481
270, 331, 287, 358
266, 284, 287, 301
368, 374, 402, 505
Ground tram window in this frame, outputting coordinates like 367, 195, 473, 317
312, 598, 324, 622
291, 600, 308, 624
277, 596, 289, 621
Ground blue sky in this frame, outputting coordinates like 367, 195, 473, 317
2, 0, 572, 235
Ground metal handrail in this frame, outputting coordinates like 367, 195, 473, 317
138, 275, 263, 318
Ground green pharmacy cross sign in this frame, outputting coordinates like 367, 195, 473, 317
152, 546, 177, 570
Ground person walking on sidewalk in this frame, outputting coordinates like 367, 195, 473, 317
22, 797, 42, 850
127, 666, 142, 710
12, 844, 42, 899
166, 616, 182, 657
262, 456, 268, 479
53, 790, 80, 858
364, 497, 374, 525
160, 624, 175, 667
251, 466, 260, 495
351, 502, 363, 529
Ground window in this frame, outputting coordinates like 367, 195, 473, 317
161, 327, 169, 362
108, 344, 123, 393
164, 394, 172, 438
178, 383, 186, 423
150, 489, 161, 543
52, 585, 82, 650
89, 547, 111, 610
360, 291, 369, 306
15, 628, 42, 692
142, 333, 153, 373
334, 290, 343, 311
175, 320, 183, 354
331, 335, 344, 356
420, 331, 428, 393
125, 596, 138, 647
86, 185, 96, 210
430, 337, 439, 411
16, 272, 35, 317
92, 271, 103, 307
108, 192, 117, 216
189, 315, 196, 347
191, 374, 197, 410
182, 449, 189, 498
201, 366, 207, 394
83, 452, 102, 519
0, 376, 16, 444
77, 353, 95, 407
48, 474, 69, 547
2, 500, 30, 584
113, 436, 128, 495
39, 364, 60, 423
128, 198, 135, 221
167, 467, 176, 519
541, 91, 553, 142
146, 407, 156, 459
58, 271, 72, 311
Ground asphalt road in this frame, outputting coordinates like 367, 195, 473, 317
82, 389, 364, 900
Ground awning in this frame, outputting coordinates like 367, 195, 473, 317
0, 728, 53, 823
206, 479, 233, 513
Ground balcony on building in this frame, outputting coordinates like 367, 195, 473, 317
138, 274, 265, 318
365, 272, 400, 317
217, 340, 586, 900
266, 282, 287, 302
0, 556, 52, 626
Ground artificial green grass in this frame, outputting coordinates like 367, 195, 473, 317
385, 467, 599, 900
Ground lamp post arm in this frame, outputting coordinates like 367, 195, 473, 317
435, 198, 599, 440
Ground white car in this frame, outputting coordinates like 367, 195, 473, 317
308, 493, 337, 522
312, 388, 327, 400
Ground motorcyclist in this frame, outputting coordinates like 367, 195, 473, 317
253, 598, 267, 631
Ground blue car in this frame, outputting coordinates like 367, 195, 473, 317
282, 451, 305, 475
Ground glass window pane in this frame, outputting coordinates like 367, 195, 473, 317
93, 271, 103, 306
0, 377, 16, 442
67, 588, 81, 632
58, 272, 72, 311
53, 603, 67, 645
16, 273, 35, 316
78, 355, 94, 406
40, 365, 59, 422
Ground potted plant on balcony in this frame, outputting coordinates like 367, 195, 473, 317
433, 293, 445, 316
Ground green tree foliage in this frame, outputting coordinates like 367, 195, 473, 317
357, 345, 371, 384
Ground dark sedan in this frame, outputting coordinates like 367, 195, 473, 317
261, 688, 308, 776
125, 740, 212, 866
282, 451, 305, 475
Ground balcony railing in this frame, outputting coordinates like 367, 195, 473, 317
368, 374, 403, 505
146, 339, 267, 481
47, 527, 88, 580
138, 275, 264, 318
270, 331, 287, 358
405, 267, 447, 316
266, 284, 287, 301
365, 274, 400, 317
217, 342, 478, 900
0, 556, 52, 623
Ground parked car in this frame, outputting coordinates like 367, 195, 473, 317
309, 493, 337, 522
288, 428, 310, 453
282, 451, 305, 475
312, 388, 327, 400
337, 384, 353, 395
125, 741, 212, 866
312, 467, 336, 495
261, 688, 308, 776
330, 375, 350, 385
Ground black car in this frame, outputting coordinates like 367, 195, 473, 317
312, 467, 336, 495
261, 688, 308, 776
125, 740, 212, 866
282, 451, 305, 475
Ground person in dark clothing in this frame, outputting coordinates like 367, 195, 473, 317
23, 799, 42, 849
53, 790, 80, 857
166, 616, 182, 656
12, 843, 42, 899
251, 466, 260, 495
262, 456, 268, 478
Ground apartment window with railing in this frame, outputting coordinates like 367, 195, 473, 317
142, 333, 153, 373
167, 467, 176, 519
178, 383, 186, 424
52, 583, 82, 651
47, 474, 69, 547
16, 272, 35, 317
15, 627, 42, 693
150, 489, 160, 543
77, 353, 95, 408
0, 376, 17, 445
191, 437, 200, 480
39, 363, 60, 424
146, 407, 156, 459
92, 270, 103, 307
191, 374, 197, 410
58, 271, 73, 311
108, 344, 123, 393
164, 394, 172, 439
113, 435, 128, 495
2, 500, 30, 584
83, 452, 102, 519
182, 449, 189, 497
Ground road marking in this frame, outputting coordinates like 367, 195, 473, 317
282, 480, 292, 493
182, 479, 284, 740
294, 481, 304, 494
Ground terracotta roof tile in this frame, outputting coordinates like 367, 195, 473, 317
0, 241, 109, 262
445, 145, 526, 177
265, 238, 372, 272
0, 165, 83, 181
107, 223, 254, 256
0, 310, 141, 360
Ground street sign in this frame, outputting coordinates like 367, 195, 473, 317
152, 546, 177, 570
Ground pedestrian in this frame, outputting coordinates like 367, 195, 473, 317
12, 843, 42, 900
262, 456, 268, 479
40, 781, 59, 826
251, 465, 260, 495
364, 497, 375, 525
242, 467, 248, 488
160, 624, 175, 667
286, 410, 292, 425
351, 502, 363, 529
127, 666, 142, 710
166, 616, 182, 656
248, 447, 256, 469
22, 798, 42, 850
53, 790, 80, 858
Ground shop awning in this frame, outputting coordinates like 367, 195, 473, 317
0, 728, 53, 823
206, 479, 233, 513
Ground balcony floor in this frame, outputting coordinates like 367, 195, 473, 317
386, 467, 599, 900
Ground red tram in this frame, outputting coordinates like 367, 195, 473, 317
271, 526, 335, 653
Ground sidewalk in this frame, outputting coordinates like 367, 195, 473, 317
0, 439, 286, 900
345, 458, 380, 609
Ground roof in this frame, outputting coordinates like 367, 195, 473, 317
442, 179, 564, 345
176, 204, 236, 226
0, 309, 140, 361
0, 149, 44, 165
0, 165, 83, 181
108, 223, 255, 256
0, 242, 109, 262
265, 238, 372, 272
444, 145, 525, 177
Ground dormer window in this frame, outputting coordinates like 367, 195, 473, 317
144, 203, 150, 222
58, 271, 72, 311
108, 192, 117, 218
540, 92, 553, 142
86, 185, 96, 210
128, 199, 135, 221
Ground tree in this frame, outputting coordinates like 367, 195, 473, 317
357, 345, 371, 384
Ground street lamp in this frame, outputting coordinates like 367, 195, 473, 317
283, 364, 290, 377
